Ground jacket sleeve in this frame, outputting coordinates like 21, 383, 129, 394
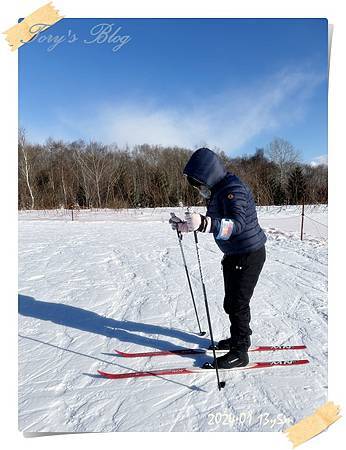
210, 185, 248, 240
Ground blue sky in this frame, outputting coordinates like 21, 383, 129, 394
19, 18, 328, 164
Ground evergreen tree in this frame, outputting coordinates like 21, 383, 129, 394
287, 166, 306, 204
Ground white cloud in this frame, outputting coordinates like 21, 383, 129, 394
28, 67, 325, 152
311, 154, 328, 167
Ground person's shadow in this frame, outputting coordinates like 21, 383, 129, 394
18, 295, 210, 354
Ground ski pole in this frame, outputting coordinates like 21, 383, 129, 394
193, 230, 225, 391
176, 230, 206, 336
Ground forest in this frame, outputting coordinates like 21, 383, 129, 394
18, 131, 327, 210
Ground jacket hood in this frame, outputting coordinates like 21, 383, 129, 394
183, 148, 227, 188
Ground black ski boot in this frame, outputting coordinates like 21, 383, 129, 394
209, 337, 233, 351
203, 349, 249, 369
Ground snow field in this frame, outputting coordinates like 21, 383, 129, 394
18, 206, 327, 432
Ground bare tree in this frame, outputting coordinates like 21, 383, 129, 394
18, 129, 35, 209
73, 142, 110, 208
266, 138, 300, 184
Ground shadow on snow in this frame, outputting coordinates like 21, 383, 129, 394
18, 294, 210, 355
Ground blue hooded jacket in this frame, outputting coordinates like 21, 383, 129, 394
183, 148, 267, 255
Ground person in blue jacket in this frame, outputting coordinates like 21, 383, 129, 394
170, 147, 266, 369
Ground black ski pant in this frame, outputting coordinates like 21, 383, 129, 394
222, 246, 266, 352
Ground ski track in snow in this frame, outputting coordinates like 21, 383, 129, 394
18, 206, 327, 432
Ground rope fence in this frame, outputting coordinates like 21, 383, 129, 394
304, 215, 328, 228
300, 201, 328, 240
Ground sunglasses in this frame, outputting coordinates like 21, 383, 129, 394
186, 175, 203, 189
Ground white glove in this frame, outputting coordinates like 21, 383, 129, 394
185, 212, 211, 233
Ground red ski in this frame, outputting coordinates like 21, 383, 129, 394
98, 359, 309, 380
113, 345, 306, 358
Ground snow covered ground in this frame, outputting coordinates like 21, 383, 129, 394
18, 205, 327, 432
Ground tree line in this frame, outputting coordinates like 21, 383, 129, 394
18, 132, 327, 210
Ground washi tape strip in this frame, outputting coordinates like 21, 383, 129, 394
3, 1, 64, 51
284, 401, 341, 447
